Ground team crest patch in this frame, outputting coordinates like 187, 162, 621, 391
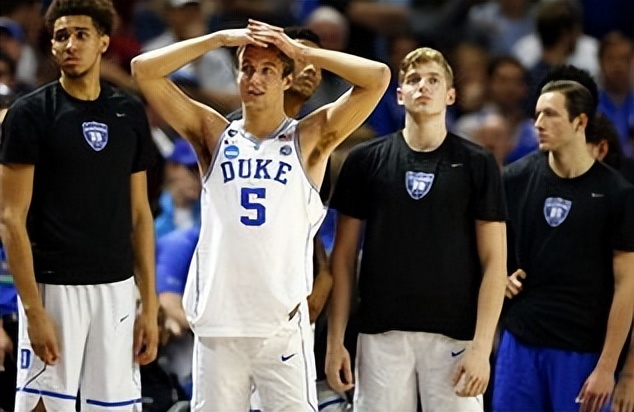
224, 144, 240, 159
280, 145, 292, 156
405, 171, 434, 200
543, 197, 572, 227
82, 121, 108, 151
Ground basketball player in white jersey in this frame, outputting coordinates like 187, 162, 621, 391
132, 20, 390, 411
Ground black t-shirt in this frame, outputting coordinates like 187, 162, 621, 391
503, 151, 634, 352
0, 81, 153, 285
331, 132, 507, 340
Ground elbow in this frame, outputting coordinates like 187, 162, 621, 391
130, 55, 149, 79
375, 63, 391, 91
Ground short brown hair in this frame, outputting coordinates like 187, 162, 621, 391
45, 0, 116, 36
237, 44, 295, 78
398, 47, 454, 87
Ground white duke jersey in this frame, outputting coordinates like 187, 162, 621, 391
183, 118, 326, 337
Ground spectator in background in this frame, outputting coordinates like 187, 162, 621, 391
513, 0, 600, 92
154, 138, 202, 239
142, 0, 240, 114
597, 31, 633, 158
467, 0, 535, 57
587, 113, 634, 184
301, 6, 352, 117
0, 0, 43, 87
453, 55, 537, 165
367, 32, 419, 137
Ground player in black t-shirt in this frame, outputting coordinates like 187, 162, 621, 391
0, 1, 158, 410
494, 71, 634, 412
325, 47, 508, 411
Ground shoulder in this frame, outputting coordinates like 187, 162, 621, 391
594, 161, 634, 194
6, 82, 57, 115
445, 132, 494, 163
504, 151, 544, 178
347, 133, 396, 161
105, 83, 145, 112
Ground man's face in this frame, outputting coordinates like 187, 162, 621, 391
288, 39, 321, 99
238, 46, 291, 110
489, 62, 527, 109
534, 91, 581, 152
397, 61, 455, 117
600, 40, 633, 93
51, 15, 108, 78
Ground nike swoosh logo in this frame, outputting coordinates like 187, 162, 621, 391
116, 112, 126, 117
281, 353, 296, 362
450, 163, 463, 168
591, 193, 604, 198
451, 349, 466, 357
119, 314, 130, 323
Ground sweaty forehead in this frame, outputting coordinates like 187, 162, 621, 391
405, 62, 445, 78
241, 46, 282, 65
53, 15, 96, 32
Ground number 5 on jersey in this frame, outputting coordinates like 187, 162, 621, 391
241, 187, 266, 226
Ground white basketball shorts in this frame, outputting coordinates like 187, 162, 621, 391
15, 277, 141, 411
354, 331, 483, 411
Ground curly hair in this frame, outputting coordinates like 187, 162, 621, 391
45, 0, 116, 36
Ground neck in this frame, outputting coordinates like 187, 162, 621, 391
59, 72, 101, 101
402, 112, 447, 152
542, 44, 570, 67
243, 109, 288, 139
283, 91, 307, 119
548, 142, 595, 178
604, 87, 629, 105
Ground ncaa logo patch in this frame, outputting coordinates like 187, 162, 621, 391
406, 171, 434, 200
228, 129, 238, 137
280, 145, 292, 156
224, 144, 240, 159
82, 121, 108, 151
543, 197, 572, 227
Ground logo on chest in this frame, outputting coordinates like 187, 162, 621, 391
405, 171, 435, 200
82, 121, 108, 152
543, 197, 572, 227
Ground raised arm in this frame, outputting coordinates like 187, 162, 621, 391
247, 20, 390, 181
131, 29, 264, 167
453, 220, 507, 397
0, 164, 60, 365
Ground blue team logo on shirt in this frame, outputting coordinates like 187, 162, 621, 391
543, 197, 572, 227
280, 145, 292, 156
82, 121, 109, 152
224, 145, 240, 159
406, 171, 434, 200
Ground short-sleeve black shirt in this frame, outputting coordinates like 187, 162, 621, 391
0, 81, 153, 285
331, 132, 507, 340
503, 152, 634, 352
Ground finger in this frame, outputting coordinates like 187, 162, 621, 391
452, 365, 464, 386
594, 393, 608, 412
133, 326, 144, 356
516, 269, 527, 279
47, 336, 60, 364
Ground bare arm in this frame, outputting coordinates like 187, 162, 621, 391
612, 319, 634, 412
130, 171, 159, 365
326, 214, 363, 393
159, 291, 189, 338
0, 164, 59, 364
131, 30, 261, 163
453, 220, 507, 397
578, 251, 634, 412
307, 237, 333, 323
246, 20, 390, 182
